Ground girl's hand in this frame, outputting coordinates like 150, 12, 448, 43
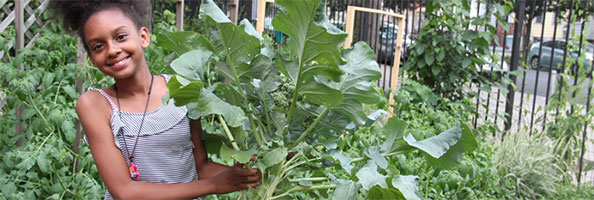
208, 162, 262, 194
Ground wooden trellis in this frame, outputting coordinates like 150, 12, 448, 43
0, 0, 50, 141
0, 0, 49, 61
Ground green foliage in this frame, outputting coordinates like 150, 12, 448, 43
490, 132, 563, 199
391, 79, 503, 199
549, 182, 594, 199
402, 0, 510, 100
159, 0, 478, 199
0, 32, 103, 199
534, 3, 594, 184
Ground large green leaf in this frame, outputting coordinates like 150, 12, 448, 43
216, 54, 274, 83
261, 147, 288, 168
272, 0, 348, 111
301, 64, 344, 83
367, 186, 404, 200
365, 147, 388, 170
201, 0, 260, 67
166, 75, 204, 106
214, 83, 244, 106
332, 179, 360, 200
336, 42, 381, 103
326, 42, 382, 125
390, 175, 420, 200
240, 19, 263, 41
237, 55, 275, 81
220, 145, 257, 163
330, 151, 353, 173
273, 0, 346, 67
381, 118, 407, 152
403, 123, 462, 158
330, 99, 366, 126
366, 176, 420, 200
426, 123, 477, 169
155, 31, 214, 56
170, 49, 213, 81
300, 80, 343, 107
199, 0, 231, 24
355, 161, 387, 190
275, 55, 299, 84
186, 87, 246, 127
217, 23, 261, 65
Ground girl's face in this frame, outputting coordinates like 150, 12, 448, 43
83, 8, 150, 80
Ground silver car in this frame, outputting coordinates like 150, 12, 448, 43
527, 40, 593, 72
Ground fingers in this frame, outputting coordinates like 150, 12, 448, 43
233, 162, 244, 168
237, 182, 260, 190
242, 173, 261, 183
230, 165, 259, 175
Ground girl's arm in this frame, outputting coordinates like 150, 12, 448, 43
190, 119, 234, 179
77, 92, 260, 200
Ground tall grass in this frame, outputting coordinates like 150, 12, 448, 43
490, 132, 565, 199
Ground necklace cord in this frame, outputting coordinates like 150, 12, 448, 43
115, 74, 154, 162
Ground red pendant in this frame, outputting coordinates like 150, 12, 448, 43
128, 162, 140, 180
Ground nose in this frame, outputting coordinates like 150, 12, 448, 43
107, 41, 122, 57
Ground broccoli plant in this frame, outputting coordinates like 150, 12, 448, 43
158, 0, 477, 199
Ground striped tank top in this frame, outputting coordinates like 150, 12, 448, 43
87, 74, 199, 200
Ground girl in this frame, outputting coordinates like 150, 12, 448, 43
48, 1, 261, 199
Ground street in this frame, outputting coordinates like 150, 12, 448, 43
514, 69, 592, 104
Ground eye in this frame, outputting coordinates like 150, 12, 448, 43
92, 43, 104, 51
116, 34, 128, 41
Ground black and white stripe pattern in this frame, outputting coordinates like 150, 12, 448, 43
88, 75, 199, 200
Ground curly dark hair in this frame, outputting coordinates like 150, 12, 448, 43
48, 0, 144, 50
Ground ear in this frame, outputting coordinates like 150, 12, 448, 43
139, 27, 151, 49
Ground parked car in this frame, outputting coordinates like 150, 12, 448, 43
526, 40, 593, 72
377, 23, 412, 65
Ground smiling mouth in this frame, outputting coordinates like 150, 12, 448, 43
107, 56, 131, 68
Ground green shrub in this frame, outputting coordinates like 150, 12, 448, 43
490, 132, 564, 199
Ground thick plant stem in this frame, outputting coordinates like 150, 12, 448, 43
285, 54, 307, 131
258, 89, 274, 136
292, 108, 330, 147
270, 185, 337, 200
265, 159, 287, 199
249, 116, 263, 145
217, 114, 240, 150
289, 177, 328, 182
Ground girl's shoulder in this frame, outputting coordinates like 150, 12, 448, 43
76, 87, 115, 119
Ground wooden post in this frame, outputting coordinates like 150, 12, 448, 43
344, 6, 355, 48
387, 17, 405, 116
72, 38, 86, 171
229, 0, 239, 24
176, 0, 184, 31
256, 0, 267, 34
15, 0, 25, 141
15, 0, 24, 69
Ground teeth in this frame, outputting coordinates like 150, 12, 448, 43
111, 57, 128, 66
116, 57, 127, 65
